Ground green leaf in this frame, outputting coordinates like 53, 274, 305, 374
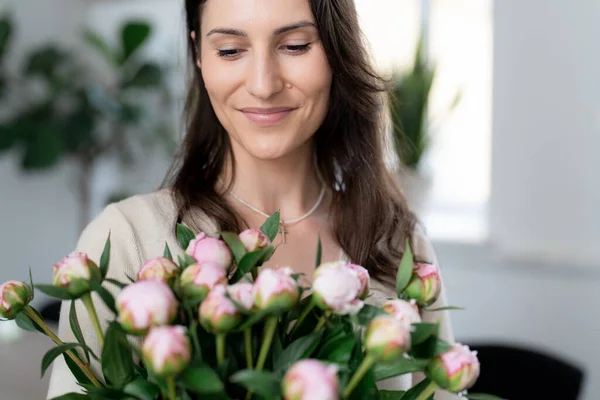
230, 370, 281, 398
35, 284, 74, 300
21, 124, 66, 170
379, 390, 407, 400
24, 46, 67, 79
122, 63, 162, 89
15, 310, 46, 334
176, 223, 196, 250
29, 267, 35, 299
374, 358, 428, 381
102, 322, 135, 386
0, 15, 13, 61
181, 364, 224, 394
260, 211, 280, 242
315, 235, 323, 268
317, 334, 356, 364
63, 353, 92, 385
220, 231, 247, 264
50, 394, 90, 400
274, 331, 323, 374
234, 246, 274, 281
466, 394, 506, 400
99, 232, 111, 279
163, 242, 173, 261
121, 21, 151, 64
69, 301, 90, 364
41, 343, 82, 377
410, 323, 439, 345
424, 306, 464, 312
396, 238, 414, 296
90, 280, 117, 315
398, 378, 435, 400
410, 337, 453, 360
123, 378, 161, 400
104, 278, 127, 290
83, 29, 118, 66
356, 304, 387, 326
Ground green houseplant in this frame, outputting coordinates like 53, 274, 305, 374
0, 15, 175, 231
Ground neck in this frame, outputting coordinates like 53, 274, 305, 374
221, 140, 324, 223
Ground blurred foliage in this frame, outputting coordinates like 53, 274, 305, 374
0, 15, 176, 172
389, 35, 460, 171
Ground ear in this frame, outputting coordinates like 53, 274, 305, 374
190, 31, 202, 69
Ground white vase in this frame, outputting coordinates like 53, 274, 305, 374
396, 167, 433, 218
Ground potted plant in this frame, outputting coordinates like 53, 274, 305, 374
0, 15, 176, 232
389, 34, 459, 217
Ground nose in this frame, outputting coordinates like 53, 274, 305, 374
245, 49, 285, 100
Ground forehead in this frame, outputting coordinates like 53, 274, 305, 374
200, 0, 315, 34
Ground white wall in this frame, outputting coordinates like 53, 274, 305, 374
490, 0, 600, 268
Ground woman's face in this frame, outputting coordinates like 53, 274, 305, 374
198, 0, 333, 161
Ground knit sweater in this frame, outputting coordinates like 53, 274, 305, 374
46, 188, 457, 399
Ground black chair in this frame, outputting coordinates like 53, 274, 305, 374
466, 343, 585, 400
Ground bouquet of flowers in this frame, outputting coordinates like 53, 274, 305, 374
0, 212, 499, 400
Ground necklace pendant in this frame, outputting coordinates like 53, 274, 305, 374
280, 226, 287, 244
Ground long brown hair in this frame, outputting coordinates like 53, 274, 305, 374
162, 0, 420, 286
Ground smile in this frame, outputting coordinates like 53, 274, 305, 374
240, 107, 296, 127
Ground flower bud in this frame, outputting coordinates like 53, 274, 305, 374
199, 285, 242, 333
227, 282, 255, 311
428, 344, 480, 392
142, 325, 191, 377
52, 252, 100, 297
253, 267, 299, 313
0, 281, 33, 319
137, 257, 180, 287
313, 263, 363, 315
116, 280, 178, 335
282, 359, 339, 400
179, 262, 227, 301
365, 315, 411, 362
382, 299, 421, 325
186, 233, 232, 270
238, 229, 271, 252
346, 263, 370, 300
404, 263, 442, 307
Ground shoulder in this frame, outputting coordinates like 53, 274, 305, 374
76, 188, 179, 264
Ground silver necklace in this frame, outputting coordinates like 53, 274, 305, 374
227, 183, 326, 244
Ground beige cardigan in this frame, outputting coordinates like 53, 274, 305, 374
46, 188, 458, 399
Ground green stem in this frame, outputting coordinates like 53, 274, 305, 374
343, 353, 376, 398
290, 300, 314, 336
313, 312, 330, 333
414, 381, 438, 400
167, 376, 177, 400
216, 334, 226, 365
244, 328, 253, 369
23, 306, 102, 388
81, 292, 104, 348
255, 316, 278, 371
250, 267, 258, 281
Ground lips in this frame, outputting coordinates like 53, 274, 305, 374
240, 107, 296, 127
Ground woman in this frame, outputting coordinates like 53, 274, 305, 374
47, 0, 457, 398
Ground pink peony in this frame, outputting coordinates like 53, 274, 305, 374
137, 257, 180, 287
365, 315, 412, 362
52, 252, 100, 296
227, 282, 255, 311
346, 263, 370, 300
282, 359, 339, 400
238, 229, 271, 252
313, 263, 363, 315
116, 280, 178, 335
382, 299, 421, 326
179, 262, 228, 301
428, 343, 480, 392
142, 325, 191, 377
405, 263, 442, 307
0, 280, 33, 319
199, 285, 242, 333
186, 233, 232, 270
253, 267, 299, 313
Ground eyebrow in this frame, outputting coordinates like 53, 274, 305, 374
206, 21, 317, 37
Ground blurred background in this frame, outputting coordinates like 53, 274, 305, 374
0, 0, 598, 399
